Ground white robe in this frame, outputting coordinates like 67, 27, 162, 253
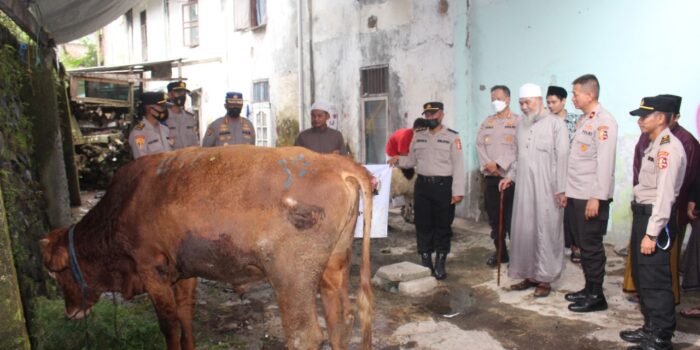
506, 112, 569, 283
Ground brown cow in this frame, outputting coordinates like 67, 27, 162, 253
40, 145, 373, 350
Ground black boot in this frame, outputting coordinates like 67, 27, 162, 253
434, 253, 448, 280
420, 253, 434, 275
565, 281, 589, 302
620, 324, 652, 343
628, 329, 672, 350
568, 293, 608, 312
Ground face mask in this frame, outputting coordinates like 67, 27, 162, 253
173, 96, 186, 107
227, 107, 242, 117
154, 108, 169, 122
492, 100, 507, 113
426, 119, 440, 129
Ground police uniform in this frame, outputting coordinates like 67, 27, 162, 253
129, 92, 173, 159
564, 104, 618, 312
167, 109, 199, 149
398, 102, 465, 280
166, 81, 199, 149
476, 112, 520, 265
623, 97, 687, 349
202, 92, 256, 147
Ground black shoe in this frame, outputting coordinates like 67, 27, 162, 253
434, 253, 447, 280
568, 294, 608, 312
627, 335, 673, 350
564, 288, 588, 302
420, 253, 434, 275
620, 327, 651, 344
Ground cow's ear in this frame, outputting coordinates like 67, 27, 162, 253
48, 245, 69, 272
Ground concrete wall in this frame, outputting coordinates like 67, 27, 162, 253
467, 0, 700, 244
309, 0, 458, 160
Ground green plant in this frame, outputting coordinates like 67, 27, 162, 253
32, 297, 166, 350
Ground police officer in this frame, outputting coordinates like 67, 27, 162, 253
166, 81, 199, 149
129, 91, 173, 159
476, 85, 519, 267
388, 102, 465, 280
202, 92, 256, 147
565, 74, 618, 312
620, 96, 687, 350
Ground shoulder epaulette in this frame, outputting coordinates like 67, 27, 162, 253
447, 128, 458, 134
660, 135, 670, 145
134, 122, 145, 130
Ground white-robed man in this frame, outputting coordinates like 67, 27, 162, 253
499, 83, 570, 297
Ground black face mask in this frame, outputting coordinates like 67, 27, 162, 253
173, 96, 186, 107
227, 108, 242, 117
154, 108, 169, 122
426, 119, 440, 129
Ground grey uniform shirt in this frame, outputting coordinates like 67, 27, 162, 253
634, 127, 687, 237
566, 105, 618, 200
398, 126, 466, 196
167, 108, 199, 149
128, 119, 173, 159
294, 127, 348, 155
476, 112, 521, 176
202, 116, 256, 147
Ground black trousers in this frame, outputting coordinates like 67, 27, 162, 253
484, 176, 514, 258
630, 202, 675, 334
414, 175, 455, 254
566, 198, 610, 289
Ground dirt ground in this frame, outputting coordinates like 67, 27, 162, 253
72, 193, 700, 349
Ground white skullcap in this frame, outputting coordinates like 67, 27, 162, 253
519, 83, 542, 98
310, 101, 333, 114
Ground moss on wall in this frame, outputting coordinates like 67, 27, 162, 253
275, 117, 299, 147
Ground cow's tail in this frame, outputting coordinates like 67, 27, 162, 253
343, 170, 373, 349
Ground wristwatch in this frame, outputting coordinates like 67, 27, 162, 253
645, 234, 658, 242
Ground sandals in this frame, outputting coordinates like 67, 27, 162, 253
510, 279, 538, 291
534, 283, 551, 298
680, 307, 700, 318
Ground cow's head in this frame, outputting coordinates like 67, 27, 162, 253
40, 227, 100, 320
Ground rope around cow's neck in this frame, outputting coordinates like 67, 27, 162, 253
68, 225, 90, 307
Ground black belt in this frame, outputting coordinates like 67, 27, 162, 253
417, 175, 452, 184
631, 201, 652, 215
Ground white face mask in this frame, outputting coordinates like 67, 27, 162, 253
491, 100, 507, 113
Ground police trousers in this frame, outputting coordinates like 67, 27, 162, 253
484, 175, 514, 259
630, 202, 675, 334
566, 198, 610, 289
414, 175, 455, 254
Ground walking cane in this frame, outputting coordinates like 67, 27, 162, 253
497, 190, 504, 286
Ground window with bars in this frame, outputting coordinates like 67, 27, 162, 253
252, 80, 269, 102
361, 66, 388, 96
183, 1, 199, 47
234, 0, 267, 31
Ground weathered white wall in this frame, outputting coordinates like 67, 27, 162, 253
309, 0, 457, 160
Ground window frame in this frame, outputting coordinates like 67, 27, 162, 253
182, 0, 200, 48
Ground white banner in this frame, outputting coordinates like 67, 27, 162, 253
354, 164, 392, 238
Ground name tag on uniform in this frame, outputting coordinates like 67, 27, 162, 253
220, 131, 231, 135
147, 139, 158, 145
242, 130, 253, 135
169, 126, 176, 130
437, 139, 450, 144
647, 156, 654, 162
186, 126, 194, 129
415, 139, 428, 143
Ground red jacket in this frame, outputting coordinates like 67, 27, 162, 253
386, 128, 414, 157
